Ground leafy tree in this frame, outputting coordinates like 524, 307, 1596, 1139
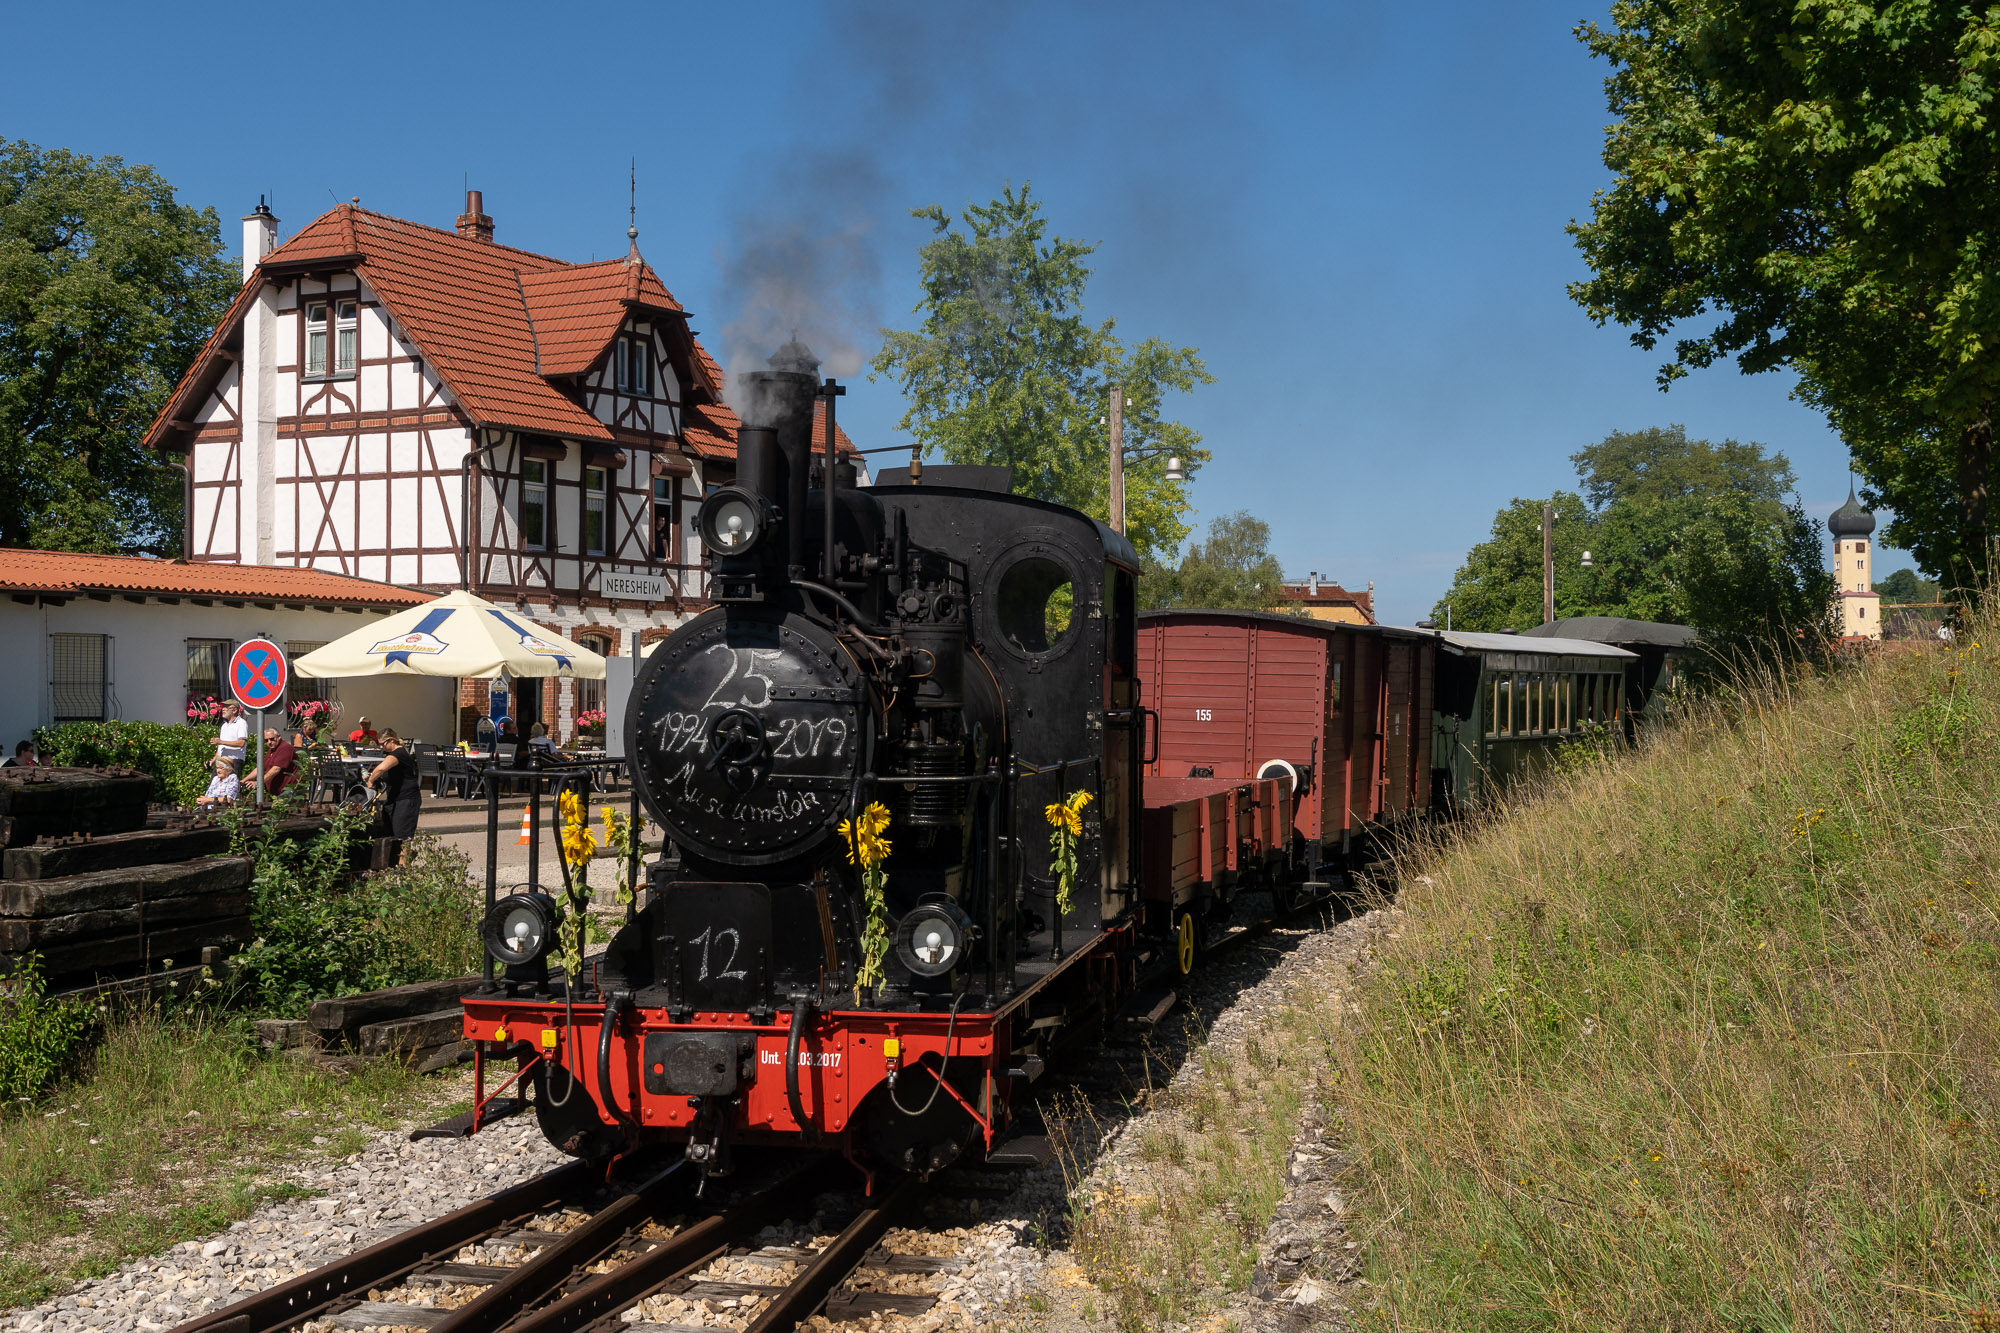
1434, 427, 1833, 640
1140, 510, 1286, 612
0, 140, 235, 554
1875, 568, 1944, 605
1568, 5, 2000, 588
871, 184, 1213, 562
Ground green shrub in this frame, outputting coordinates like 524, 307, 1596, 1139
0, 954, 100, 1104
232, 818, 481, 1016
31, 720, 219, 806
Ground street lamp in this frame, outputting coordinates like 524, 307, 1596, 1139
1581, 549, 1594, 569
1106, 386, 1188, 533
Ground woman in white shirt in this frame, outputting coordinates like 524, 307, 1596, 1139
216, 700, 249, 765
197, 756, 240, 808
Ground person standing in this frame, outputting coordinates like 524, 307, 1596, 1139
363, 728, 423, 844
216, 701, 249, 766
260, 727, 299, 797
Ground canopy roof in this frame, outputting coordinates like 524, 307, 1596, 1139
1521, 617, 1700, 649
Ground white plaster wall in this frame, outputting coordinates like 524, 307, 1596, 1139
0, 600, 454, 751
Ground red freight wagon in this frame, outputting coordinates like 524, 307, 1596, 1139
1137, 611, 1435, 873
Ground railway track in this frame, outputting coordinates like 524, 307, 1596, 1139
166, 1157, 951, 1333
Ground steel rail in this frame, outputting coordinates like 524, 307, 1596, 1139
426, 1161, 689, 1333
167, 1159, 594, 1333
502, 1164, 812, 1333
741, 1174, 921, 1333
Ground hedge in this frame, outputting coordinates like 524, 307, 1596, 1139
31, 721, 220, 807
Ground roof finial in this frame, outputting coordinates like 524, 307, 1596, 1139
624, 157, 642, 263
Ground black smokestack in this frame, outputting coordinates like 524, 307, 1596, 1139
738, 339, 820, 576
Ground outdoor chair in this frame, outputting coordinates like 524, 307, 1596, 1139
413, 743, 442, 793
312, 759, 364, 805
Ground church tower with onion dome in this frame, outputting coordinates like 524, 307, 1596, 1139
1830, 483, 1881, 640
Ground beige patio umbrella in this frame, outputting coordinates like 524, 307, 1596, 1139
293, 588, 606, 680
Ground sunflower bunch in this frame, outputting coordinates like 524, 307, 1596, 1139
554, 787, 598, 983
599, 805, 641, 907
1046, 789, 1094, 917
838, 801, 893, 997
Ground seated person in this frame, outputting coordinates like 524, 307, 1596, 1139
1, 740, 36, 768
261, 728, 298, 796
348, 715, 380, 747
528, 722, 565, 761
197, 756, 240, 808
495, 718, 522, 765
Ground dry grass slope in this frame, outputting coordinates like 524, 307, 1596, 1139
1340, 623, 2000, 1329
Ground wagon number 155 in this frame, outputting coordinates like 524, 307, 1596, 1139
1194, 708, 1213, 722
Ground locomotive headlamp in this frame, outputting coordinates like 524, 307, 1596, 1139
697, 488, 766, 557
894, 897, 976, 978
482, 893, 556, 967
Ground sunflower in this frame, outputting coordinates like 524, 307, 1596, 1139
839, 800, 894, 870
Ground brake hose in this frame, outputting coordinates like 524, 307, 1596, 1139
786, 998, 818, 1141
889, 992, 967, 1118
597, 990, 637, 1130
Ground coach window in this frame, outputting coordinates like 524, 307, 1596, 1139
1559, 675, 1573, 731
1543, 674, 1557, 732
1329, 662, 1342, 712
519, 460, 549, 549
583, 468, 609, 557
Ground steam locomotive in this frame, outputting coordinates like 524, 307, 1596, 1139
458, 342, 1645, 1181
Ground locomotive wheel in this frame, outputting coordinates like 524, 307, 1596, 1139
1173, 909, 1199, 976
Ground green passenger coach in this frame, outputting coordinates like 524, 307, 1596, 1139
1429, 631, 1639, 808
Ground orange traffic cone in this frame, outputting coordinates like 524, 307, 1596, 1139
516, 806, 532, 846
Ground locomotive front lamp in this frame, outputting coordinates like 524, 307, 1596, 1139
696, 488, 767, 557
482, 892, 556, 967
895, 897, 976, 978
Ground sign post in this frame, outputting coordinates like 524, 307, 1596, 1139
228, 639, 289, 804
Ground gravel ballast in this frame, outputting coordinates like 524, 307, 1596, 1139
2, 898, 1387, 1333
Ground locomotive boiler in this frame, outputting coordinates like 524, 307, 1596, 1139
460, 341, 1147, 1179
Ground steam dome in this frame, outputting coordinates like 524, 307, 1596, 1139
767, 338, 820, 377
1830, 483, 1875, 537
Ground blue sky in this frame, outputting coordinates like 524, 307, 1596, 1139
3, 0, 1912, 622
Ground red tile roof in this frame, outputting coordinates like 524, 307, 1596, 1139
1278, 580, 1375, 622
146, 204, 747, 455
518, 259, 685, 377
0, 548, 432, 607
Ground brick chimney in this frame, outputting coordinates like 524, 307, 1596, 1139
456, 189, 494, 243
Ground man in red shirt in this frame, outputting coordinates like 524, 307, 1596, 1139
348, 715, 380, 747
260, 727, 299, 796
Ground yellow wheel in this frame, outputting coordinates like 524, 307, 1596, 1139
1175, 910, 1197, 975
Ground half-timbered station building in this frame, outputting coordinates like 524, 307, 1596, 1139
146, 191, 853, 743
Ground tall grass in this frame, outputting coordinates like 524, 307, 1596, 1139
1340, 616, 2000, 1329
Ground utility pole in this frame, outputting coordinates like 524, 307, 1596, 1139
1542, 502, 1555, 626
1107, 386, 1126, 534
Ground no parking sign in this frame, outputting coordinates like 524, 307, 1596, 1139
229, 640, 287, 803
228, 639, 288, 711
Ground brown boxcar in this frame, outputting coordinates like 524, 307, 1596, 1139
1137, 611, 1435, 871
